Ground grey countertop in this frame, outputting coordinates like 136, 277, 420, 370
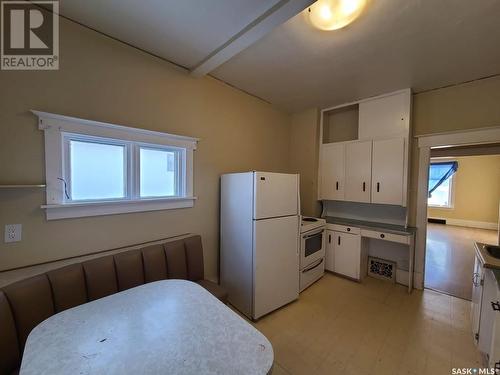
475, 242, 500, 281
20, 280, 273, 375
325, 216, 416, 236
475, 242, 500, 270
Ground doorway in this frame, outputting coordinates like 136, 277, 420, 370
423, 147, 500, 300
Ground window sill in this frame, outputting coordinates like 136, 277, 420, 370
41, 196, 196, 220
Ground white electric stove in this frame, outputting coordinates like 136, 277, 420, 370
301, 216, 327, 233
299, 216, 326, 291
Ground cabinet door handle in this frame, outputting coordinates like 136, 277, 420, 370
492, 301, 500, 311
338, 236, 341, 246
362, 182, 366, 192
380, 233, 385, 239
376, 182, 380, 192
328, 234, 331, 244
336, 181, 339, 191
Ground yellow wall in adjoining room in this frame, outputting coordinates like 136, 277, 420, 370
0, 16, 291, 278
428, 155, 500, 224
408, 75, 500, 225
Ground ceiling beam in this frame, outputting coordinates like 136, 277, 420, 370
190, 0, 315, 77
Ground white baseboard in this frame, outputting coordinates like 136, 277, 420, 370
429, 217, 498, 230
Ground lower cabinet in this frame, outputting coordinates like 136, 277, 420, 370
471, 253, 500, 366
471, 254, 485, 346
489, 282, 500, 369
325, 229, 361, 280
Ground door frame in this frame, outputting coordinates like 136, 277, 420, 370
414, 126, 500, 289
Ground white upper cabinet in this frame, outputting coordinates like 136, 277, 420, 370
358, 90, 411, 140
371, 138, 405, 205
319, 143, 345, 201
345, 141, 372, 203
318, 89, 411, 207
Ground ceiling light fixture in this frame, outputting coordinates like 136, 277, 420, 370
308, 0, 367, 31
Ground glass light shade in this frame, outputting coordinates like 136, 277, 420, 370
308, 0, 367, 31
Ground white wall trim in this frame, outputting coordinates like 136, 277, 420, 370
413, 271, 424, 290
42, 197, 196, 220
428, 218, 498, 230
32, 110, 199, 149
416, 125, 500, 148
415, 126, 500, 289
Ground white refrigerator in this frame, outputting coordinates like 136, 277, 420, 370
220, 171, 300, 320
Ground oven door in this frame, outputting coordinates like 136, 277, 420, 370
300, 227, 325, 268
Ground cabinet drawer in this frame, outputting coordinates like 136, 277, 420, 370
360, 229, 409, 244
327, 224, 360, 235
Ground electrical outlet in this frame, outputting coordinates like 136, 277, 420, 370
4, 224, 22, 243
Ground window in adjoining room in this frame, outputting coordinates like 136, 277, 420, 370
428, 161, 458, 208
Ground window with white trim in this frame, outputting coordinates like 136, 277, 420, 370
427, 160, 457, 209
428, 175, 454, 208
34, 111, 197, 220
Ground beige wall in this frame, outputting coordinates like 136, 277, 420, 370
289, 108, 321, 217
408, 75, 500, 225
0, 18, 291, 277
428, 155, 500, 224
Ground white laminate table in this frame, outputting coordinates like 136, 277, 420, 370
20, 280, 273, 375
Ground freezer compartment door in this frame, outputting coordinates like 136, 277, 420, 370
254, 172, 298, 219
253, 215, 299, 319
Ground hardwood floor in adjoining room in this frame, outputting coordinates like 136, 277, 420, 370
425, 223, 498, 300
234, 273, 483, 375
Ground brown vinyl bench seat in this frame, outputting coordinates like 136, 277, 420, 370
0, 235, 227, 375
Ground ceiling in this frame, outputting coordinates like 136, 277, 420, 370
57, 0, 315, 76
58, 0, 283, 69
213, 0, 500, 111
58, 0, 500, 113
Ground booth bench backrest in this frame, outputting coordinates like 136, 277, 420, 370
0, 235, 206, 375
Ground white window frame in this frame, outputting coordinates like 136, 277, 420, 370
136, 143, 185, 199
33, 110, 198, 220
63, 133, 130, 202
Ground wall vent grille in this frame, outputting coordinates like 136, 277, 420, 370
368, 256, 396, 282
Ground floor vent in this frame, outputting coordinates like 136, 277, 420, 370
428, 218, 446, 224
368, 257, 396, 282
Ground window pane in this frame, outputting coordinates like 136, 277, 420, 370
428, 178, 451, 207
70, 140, 125, 200
140, 148, 177, 197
